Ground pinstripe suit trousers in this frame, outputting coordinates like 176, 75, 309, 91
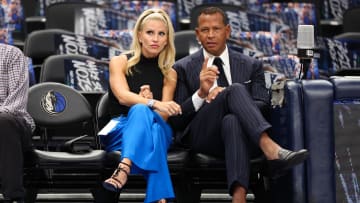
188, 83, 271, 194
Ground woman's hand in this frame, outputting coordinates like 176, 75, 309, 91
139, 85, 153, 99
139, 85, 181, 117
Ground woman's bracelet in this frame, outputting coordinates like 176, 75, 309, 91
147, 99, 156, 109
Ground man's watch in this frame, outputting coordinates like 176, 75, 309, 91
147, 99, 156, 109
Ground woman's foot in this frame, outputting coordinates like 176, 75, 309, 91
102, 161, 131, 192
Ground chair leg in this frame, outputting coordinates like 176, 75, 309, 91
24, 188, 38, 203
173, 174, 193, 203
189, 183, 202, 203
91, 185, 120, 203
251, 175, 270, 203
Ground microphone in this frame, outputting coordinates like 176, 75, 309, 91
297, 25, 315, 79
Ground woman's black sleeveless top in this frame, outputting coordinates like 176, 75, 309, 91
108, 55, 164, 118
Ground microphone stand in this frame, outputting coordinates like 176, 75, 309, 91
300, 58, 312, 80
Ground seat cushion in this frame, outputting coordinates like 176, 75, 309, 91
34, 149, 106, 168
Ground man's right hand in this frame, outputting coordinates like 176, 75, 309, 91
198, 57, 219, 98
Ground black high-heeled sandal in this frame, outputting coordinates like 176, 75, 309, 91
102, 162, 131, 192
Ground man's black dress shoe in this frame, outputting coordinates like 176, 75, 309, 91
267, 148, 309, 178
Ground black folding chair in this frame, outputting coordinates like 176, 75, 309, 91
45, 2, 100, 32
25, 82, 106, 202
342, 7, 360, 33
40, 54, 109, 110
174, 30, 201, 60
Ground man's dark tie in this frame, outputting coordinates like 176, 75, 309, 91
213, 57, 228, 87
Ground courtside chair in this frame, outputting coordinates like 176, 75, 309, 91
45, 1, 100, 32
342, 7, 360, 33
23, 29, 74, 66
174, 30, 201, 60
23, 29, 74, 83
24, 82, 106, 202
39, 54, 108, 111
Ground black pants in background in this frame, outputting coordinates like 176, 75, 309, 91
0, 113, 32, 200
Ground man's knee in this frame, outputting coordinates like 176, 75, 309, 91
0, 113, 30, 143
0, 113, 16, 123
0, 113, 18, 135
227, 83, 248, 95
222, 114, 237, 124
223, 83, 252, 103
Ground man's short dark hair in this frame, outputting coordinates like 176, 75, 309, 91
197, 6, 229, 27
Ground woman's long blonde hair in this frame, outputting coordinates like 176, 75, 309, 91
125, 8, 175, 77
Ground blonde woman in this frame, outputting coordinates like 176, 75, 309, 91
100, 8, 181, 203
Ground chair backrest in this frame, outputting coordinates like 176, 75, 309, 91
174, 30, 201, 60
95, 92, 110, 133
22, 0, 40, 17
23, 29, 74, 65
28, 82, 98, 150
334, 32, 360, 41
24, 28, 121, 66
45, 2, 100, 32
40, 54, 109, 92
28, 82, 93, 127
332, 33, 360, 75
342, 7, 360, 33
40, 54, 94, 82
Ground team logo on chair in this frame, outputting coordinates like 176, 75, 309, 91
41, 90, 66, 115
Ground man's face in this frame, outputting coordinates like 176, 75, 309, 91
195, 12, 230, 56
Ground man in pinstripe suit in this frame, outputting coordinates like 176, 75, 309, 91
170, 7, 308, 203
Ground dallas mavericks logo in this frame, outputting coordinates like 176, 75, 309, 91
41, 90, 66, 115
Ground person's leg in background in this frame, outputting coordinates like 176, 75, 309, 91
0, 114, 32, 202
